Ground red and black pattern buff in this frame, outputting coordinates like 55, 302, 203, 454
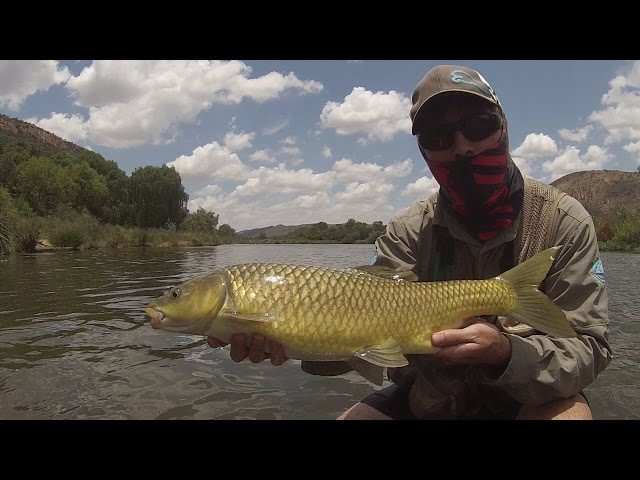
421, 126, 524, 242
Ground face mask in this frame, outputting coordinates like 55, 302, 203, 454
421, 127, 524, 241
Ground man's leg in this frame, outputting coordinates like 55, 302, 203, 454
516, 394, 592, 420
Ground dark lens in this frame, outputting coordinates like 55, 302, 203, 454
417, 125, 454, 151
462, 113, 502, 141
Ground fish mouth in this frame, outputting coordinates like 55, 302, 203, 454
145, 304, 209, 333
146, 305, 166, 329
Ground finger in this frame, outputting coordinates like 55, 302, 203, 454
229, 333, 248, 362
269, 340, 287, 366
432, 328, 474, 348
435, 342, 478, 364
248, 334, 267, 363
207, 337, 228, 349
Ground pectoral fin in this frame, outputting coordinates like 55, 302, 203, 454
347, 357, 386, 386
353, 337, 409, 368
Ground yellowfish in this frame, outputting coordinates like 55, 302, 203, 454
146, 246, 575, 385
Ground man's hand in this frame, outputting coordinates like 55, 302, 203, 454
431, 318, 511, 368
207, 334, 288, 366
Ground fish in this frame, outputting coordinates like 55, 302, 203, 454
146, 246, 575, 386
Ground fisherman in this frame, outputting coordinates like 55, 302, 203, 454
208, 64, 612, 420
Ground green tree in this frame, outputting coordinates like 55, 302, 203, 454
218, 223, 236, 236
14, 157, 75, 215
128, 165, 188, 228
181, 208, 220, 233
65, 161, 109, 217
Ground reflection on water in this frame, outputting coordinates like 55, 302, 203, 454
0, 245, 637, 419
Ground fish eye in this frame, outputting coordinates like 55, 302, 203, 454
171, 288, 181, 299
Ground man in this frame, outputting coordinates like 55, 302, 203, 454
209, 64, 612, 420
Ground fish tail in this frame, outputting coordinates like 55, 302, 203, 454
500, 246, 576, 338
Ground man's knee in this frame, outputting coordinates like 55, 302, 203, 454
516, 394, 592, 420
337, 402, 392, 420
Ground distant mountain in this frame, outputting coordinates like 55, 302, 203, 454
238, 224, 314, 238
550, 170, 640, 219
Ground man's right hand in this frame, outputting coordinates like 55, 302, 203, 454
207, 333, 288, 366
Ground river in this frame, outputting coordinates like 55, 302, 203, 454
0, 244, 636, 419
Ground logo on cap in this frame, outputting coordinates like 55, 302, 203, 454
450, 69, 500, 105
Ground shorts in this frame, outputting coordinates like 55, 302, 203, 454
360, 384, 523, 420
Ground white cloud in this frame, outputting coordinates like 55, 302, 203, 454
623, 140, 640, 153
322, 146, 332, 158
263, 119, 289, 135
588, 61, 640, 145
320, 87, 412, 142
335, 181, 393, 202
279, 146, 301, 157
26, 112, 88, 143
248, 149, 276, 164
558, 125, 593, 142
167, 142, 249, 182
333, 158, 412, 183
511, 133, 558, 159
0, 60, 70, 111
511, 156, 536, 179
53, 60, 322, 149
233, 164, 335, 198
223, 130, 255, 152
402, 176, 439, 198
542, 145, 613, 182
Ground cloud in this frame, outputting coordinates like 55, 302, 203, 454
52, 60, 322, 149
26, 112, 88, 143
588, 61, 640, 145
322, 146, 332, 158
542, 145, 613, 182
223, 130, 255, 151
511, 133, 558, 159
0, 60, 70, 111
511, 156, 536, 179
333, 158, 413, 182
402, 176, 439, 198
558, 125, 593, 142
263, 119, 289, 135
232, 164, 335, 198
167, 142, 249, 181
248, 149, 276, 164
320, 87, 412, 142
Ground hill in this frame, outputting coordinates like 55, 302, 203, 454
550, 170, 640, 219
0, 114, 84, 154
238, 223, 342, 238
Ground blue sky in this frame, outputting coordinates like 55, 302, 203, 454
1, 60, 638, 231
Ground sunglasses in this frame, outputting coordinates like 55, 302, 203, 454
416, 112, 503, 151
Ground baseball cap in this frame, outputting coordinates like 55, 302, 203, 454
410, 65, 502, 134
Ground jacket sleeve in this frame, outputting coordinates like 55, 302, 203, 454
483, 213, 613, 405
371, 215, 419, 271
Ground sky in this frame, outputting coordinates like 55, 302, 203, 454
1, 60, 639, 232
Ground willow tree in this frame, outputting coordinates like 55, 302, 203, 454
128, 165, 188, 228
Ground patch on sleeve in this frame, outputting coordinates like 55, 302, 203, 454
590, 259, 606, 286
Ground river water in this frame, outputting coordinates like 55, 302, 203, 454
0, 244, 636, 419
